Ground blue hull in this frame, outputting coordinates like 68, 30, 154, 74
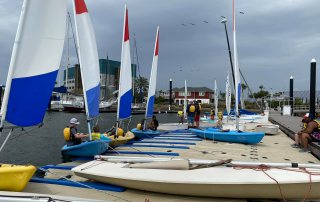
190, 128, 264, 144
61, 140, 109, 157
131, 128, 161, 139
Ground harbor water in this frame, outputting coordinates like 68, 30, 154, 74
0, 112, 178, 166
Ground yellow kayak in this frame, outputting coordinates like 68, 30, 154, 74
0, 164, 36, 191
109, 131, 135, 148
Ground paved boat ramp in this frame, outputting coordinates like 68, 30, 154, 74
17, 116, 320, 202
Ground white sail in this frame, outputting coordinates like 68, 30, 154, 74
145, 27, 159, 119
73, 0, 100, 139
117, 5, 133, 120
226, 73, 231, 116
233, 0, 241, 130
214, 80, 218, 119
0, 0, 67, 127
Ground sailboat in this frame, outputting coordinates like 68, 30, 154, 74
131, 27, 162, 139
61, 0, 109, 157
0, 0, 67, 191
190, 0, 265, 144
107, 5, 135, 148
158, 80, 188, 130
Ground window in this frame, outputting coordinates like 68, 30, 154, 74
199, 92, 205, 96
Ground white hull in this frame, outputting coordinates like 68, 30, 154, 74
157, 123, 188, 131
255, 124, 279, 135
73, 160, 320, 199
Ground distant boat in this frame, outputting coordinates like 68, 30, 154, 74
0, 0, 67, 191
61, 0, 109, 157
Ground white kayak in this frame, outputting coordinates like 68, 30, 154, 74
73, 158, 320, 199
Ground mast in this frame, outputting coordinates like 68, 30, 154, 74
214, 80, 218, 119
233, 0, 241, 130
184, 80, 187, 118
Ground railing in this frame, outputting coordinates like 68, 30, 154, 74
292, 105, 320, 111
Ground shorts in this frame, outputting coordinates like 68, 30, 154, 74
195, 115, 200, 122
187, 116, 194, 124
310, 132, 320, 141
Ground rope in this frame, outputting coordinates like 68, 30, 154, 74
231, 164, 320, 201
38, 167, 132, 202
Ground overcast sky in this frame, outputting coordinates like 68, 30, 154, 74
1, 0, 320, 94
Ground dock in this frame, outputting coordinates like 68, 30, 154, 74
19, 117, 320, 202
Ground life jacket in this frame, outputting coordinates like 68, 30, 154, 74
218, 112, 223, 120
199, 104, 202, 110
210, 110, 214, 116
91, 132, 101, 140
314, 119, 320, 130
137, 123, 142, 130
177, 111, 183, 117
63, 127, 71, 141
189, 105, 195, 113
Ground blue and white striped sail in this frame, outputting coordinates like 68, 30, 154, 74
0, 0, 67, 127
73, 0, 100, 118
117, 5, 133, 120
226, 73, 231, 116
145, 27, 160, 118
233, 0, 241, 129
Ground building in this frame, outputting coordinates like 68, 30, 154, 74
159, 87, 214, 105
63, 58, 137, 99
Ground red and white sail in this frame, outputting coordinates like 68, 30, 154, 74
117, 5, 133, 120
145, 26, 160, 118
73, 0, 100, 120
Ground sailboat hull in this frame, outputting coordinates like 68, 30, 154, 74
131, 128, 161, 139
61, 140, 108, 157
73, 160, 320, 199
0, 164, 36, 192
190, 128, 264, 144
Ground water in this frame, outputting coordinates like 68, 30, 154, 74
0, 112, 178, 166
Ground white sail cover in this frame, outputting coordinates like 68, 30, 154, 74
73, 0, 100, 118
184, 80, 187, 118
0, 0, 67, 127
214, 80, 218, 118
117, 5, 133, 120
233, 0, 241, 117
226, 73, 231, 115
145, 27, 160, 118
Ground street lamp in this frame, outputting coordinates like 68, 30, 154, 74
221, 16, 235, 91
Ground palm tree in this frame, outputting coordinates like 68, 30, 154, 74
133, 76, 149, 103
259, 85, 264, 92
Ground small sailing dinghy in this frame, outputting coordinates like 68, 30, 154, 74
132, 27, 162, 139
107, 5, 135, 148
61, 0, 108, 157
73, 156, 320, 199
0, 0, 67, 191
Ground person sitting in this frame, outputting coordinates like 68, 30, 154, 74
148, 115, 159, 131
64, 118, 87, 146
293, 113, 309, 147
92, 125, 111, 141
295, 115, 320, 152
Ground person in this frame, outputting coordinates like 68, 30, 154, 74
194, 101, 201, 128
148, 115, 159, 131
186, 101, 196, 127
92, 125, 111, 141
210, 108, 215, 120
293, 113, 309, 147
177, 110, 184, 124
64, 118, 87, 146
294, 115, 320, 152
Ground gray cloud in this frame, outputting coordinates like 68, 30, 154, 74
1, 0, 320, 94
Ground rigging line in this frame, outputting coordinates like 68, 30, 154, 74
38, 167, 132, 202
0, 128, 13, 153
67, 12, 80, 65
133, 34, 141, 77
239, 69, 260, 108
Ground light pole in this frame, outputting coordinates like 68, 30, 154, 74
221, 17, 235, 91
